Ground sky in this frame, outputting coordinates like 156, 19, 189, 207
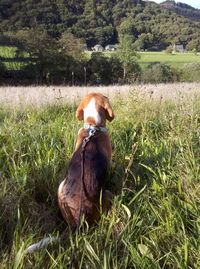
153, 0, 200, 9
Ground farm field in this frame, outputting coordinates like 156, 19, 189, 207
138, 51, 200, 69
0, 84, 199, 268
97, 50, 200, 69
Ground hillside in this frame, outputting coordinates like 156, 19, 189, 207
0, 0, 200, 49
160, 0, 200, 22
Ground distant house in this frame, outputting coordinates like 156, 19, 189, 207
173, 44, 184, 53
105, 44, 117, 51
92, 44, 104, 51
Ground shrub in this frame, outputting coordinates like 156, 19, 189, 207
142, 62, 179, 83
165, 45, 173, 54
181, 62, 200, 82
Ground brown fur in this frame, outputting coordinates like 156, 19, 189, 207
58, 93, 114, 230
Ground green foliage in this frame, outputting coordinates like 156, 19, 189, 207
181, 62, 200, 82
142, 62, 179, 83
133, 33, 159, 51
13, 29, 57, 58
186, 39, 200, 52
0, 60, 6, 75
0, 94, 200, 268
161, 0, 200, 22
87, 52, 111, 85
86, 52, 123, 85
116, 35, 141, 82
58, 32, 85, 61
1, 0, 200, 49
7, 29, 86, 84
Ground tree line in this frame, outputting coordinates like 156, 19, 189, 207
1, 30, 199, 86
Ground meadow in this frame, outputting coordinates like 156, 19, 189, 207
138, 51, 200, 69
0, 84, 200, 268
101, 50, 200, 70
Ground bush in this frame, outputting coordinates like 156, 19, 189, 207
165, 45, 173, 54
142, 62, 179, 83
181, 62, 200, 82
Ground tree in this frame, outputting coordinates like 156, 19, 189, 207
14, 28, 57, 58
87, 52, 111, 85
58, 32, 85, 61
186, 39, 200, 52
142, 62, 176, 83
133, 33, 154, 51
12, 28, 86, 84
116, 34, 140, 82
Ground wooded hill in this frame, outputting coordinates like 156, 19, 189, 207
161, 0, 200, 22
1, 0, 200, 50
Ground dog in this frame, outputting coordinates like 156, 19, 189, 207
58, 93, 114, 230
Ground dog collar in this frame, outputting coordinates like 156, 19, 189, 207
83, 123, 107, 133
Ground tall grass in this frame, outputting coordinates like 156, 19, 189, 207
1, 83, 200, 108
0, 89, 199, 268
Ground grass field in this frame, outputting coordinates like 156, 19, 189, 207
138, 51, 200, 69
0, 46, 16, 58
0, 46, 28, 70
0, 85, 199, 268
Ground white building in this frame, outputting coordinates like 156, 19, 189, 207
173, 44, 184, 53
92, 44, 104, 51
105, 44, 117, 51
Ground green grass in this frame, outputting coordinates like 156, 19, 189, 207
0, 46, 17, 58
0, 46, 29, 70
0, 92, 200, 268
138, 51, 200, 69
101, 50, 200, 70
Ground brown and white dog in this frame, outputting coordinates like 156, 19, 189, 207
58, 93, 114, 230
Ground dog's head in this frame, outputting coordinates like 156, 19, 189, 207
76, 93, 114, 126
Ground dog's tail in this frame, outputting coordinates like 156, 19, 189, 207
24, 236, 60, 254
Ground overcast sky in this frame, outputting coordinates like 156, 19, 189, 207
153, 0, 200, 9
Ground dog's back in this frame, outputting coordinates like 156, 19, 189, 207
58, 133, 109, 228
68, 136, 108, 200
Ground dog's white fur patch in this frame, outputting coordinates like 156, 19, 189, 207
84, 97, 101, 125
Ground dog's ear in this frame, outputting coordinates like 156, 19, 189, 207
104, 97, 114, 122
76, 103, 84, 121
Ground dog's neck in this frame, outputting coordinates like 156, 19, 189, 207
83, 123, 107, 132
